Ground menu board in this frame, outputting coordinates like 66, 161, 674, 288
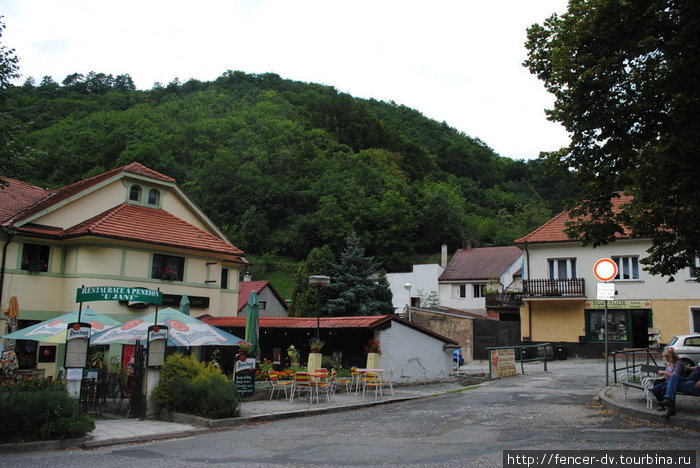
234, 358, 256, 397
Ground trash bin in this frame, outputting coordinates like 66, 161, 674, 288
554, 343, 567, 360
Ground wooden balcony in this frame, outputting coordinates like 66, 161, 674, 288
522, 278, 585, 298
485, 292, 523, 308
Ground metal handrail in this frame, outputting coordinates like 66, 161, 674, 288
610, 348, 661, 383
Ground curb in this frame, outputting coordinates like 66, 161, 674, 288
597, 388, 700, 432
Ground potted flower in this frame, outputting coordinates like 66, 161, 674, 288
287, 345, 299, 367
307, 337, 325, 372
156, 266, 177, 280
237, 341, 251, 362
364, 338, 382, 369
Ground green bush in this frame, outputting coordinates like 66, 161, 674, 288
152, 354, 240, 418
0, 390, 94, 442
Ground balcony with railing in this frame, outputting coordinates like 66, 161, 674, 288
522, 278, 585, 298
485, 292, 524, 308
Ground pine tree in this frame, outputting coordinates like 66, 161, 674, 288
325, 233, 394, 316
289, 245, 335, 317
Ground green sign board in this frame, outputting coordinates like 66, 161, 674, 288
584, 299, 651, 310
76, 286, 163, 304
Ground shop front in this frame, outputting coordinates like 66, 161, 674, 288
584, 299, 653, 348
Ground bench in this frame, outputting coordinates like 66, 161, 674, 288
620, 364, 665, 408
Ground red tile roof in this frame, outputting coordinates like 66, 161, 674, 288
236, 280, 291, 312
201, 314, 458, 344
0, 178, 51, 225
204, 315, 394, 329
2, 162, 175, 226
238, 281, 268, 311
60, 203, 244, 259
515, 194, 633, 244
439, 246, 522, 281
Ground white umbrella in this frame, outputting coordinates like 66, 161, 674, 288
91, 308, 243, 346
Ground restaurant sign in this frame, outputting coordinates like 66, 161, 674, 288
76, 286, 163, 304
584, 300, 651, 310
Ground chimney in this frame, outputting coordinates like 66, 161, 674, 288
463, 240, 473, 250
441, 244, 448, 268
243, 272, 252, 282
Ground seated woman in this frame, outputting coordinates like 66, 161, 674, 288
652, 349, 684, 410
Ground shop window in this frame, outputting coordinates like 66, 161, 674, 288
152, 254, 184, 281
548, 258, 577, 279
21, 243, 50, 272
587, 310, 628, 341
129, 184, 142, 202
612, 256, 640, 280
473, 284, 486, 298
148, 189, 160, 205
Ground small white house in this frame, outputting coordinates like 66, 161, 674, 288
203, 315, 458, 383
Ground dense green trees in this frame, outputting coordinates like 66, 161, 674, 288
525, 0, 700, 279
3, 68, 567, 270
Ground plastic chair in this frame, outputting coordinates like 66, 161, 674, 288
269, 370, 292, 400
361, 372, 382, 399
290, 372, 315, 403
317, 371, 336, 403
350, 367, 362, 394
381, 369, 394, 396
335, 369, 352, 393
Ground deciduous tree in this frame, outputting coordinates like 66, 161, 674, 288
525, 0, 700, 279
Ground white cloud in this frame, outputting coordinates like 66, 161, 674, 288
2, 0, 570, 159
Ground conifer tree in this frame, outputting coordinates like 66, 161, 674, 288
325, 233, 394, 316
289, 245, 335, 317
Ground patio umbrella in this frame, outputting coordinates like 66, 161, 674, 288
3, 307, 121, 343
91, 307, 243, 346
245, 291, 260, 354
179, 294, 190, 316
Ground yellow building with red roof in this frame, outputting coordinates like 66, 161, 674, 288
516, 195, 700, 358
0, 163, 247, 376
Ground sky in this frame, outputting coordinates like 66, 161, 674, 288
2, 0, 571, 160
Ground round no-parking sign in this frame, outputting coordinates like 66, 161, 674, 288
593, 258, 618, 282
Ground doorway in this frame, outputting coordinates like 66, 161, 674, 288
631, 311, 650, 348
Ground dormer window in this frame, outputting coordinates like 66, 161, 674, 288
148, 189, 160, 205
129, 184, 142, 202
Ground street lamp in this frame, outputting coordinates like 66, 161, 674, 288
404, 282, 412, 322
309, 275, 330, 340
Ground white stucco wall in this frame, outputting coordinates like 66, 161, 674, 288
386, 264, 444, 313
375, 320, 453, 383
523, 239, 700, 300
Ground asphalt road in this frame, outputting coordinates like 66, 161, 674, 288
3, 361, 698, 467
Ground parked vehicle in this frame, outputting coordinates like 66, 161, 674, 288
665, 334, 700, 366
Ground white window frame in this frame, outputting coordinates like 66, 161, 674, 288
548, 258, 577, 279
688, 256, 700, 280
612, 255, 641, 281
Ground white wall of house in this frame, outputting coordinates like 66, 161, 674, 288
375, 321, 454, 383
523, 239, 699, 300
386, 264, 444, 313
501, 256, 524, 291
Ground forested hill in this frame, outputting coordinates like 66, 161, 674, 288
3, 70, 573, 270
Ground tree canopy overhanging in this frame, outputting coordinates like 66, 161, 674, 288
524, 0, 700, 280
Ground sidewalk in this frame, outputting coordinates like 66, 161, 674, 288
4, 359, 699, 453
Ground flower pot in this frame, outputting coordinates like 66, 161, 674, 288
366, 352, 381, 369
307, 352, 322, 373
